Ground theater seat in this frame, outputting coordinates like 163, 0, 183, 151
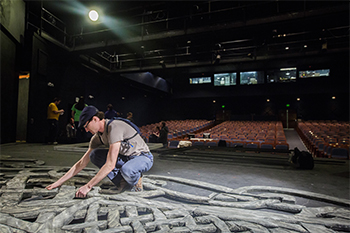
168, 140, 179, 148
206, 141, 218, 147
331, 148, 349, 159
192, 141, 205, 147
275, 143, 289, 151
245, 142, 259, 149
230, 142, 245, 148
260, 142, 274, 150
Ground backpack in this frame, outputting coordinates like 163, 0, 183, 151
218, 140, 227, 147
99, 117, 141, 145
107, 117, 140, 134
292, 147, 314, 170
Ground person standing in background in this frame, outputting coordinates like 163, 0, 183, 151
126, 112, 134, 123
71, 96, 87, 142
66, 117, 77, 143
105, 104, 119, 119
158, 121, 169, 147
47, 97, 64, 145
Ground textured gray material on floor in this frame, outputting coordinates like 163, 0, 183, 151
0, 166, 349, 232
54, 143, 164, 152
0, 143, 349, 232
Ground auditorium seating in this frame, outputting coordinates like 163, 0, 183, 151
196, 120, 287, 148
144, 119, 348, 159
177, 121, 289, 153
296, 121, 349, 159
139, 119, 214, 142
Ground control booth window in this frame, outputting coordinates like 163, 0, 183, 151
214, 73, 237, 86
189, 77, 212, 84
240, 71, 264, 85
267, 67, 297, 83
299, 69, 330, 78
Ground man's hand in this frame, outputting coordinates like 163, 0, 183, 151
75, 184, 91, 198
46, 182, 62, 190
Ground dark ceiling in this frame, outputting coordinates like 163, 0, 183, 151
25, 1, 349, 76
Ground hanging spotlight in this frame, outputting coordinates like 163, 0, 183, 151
213, 53, 221, 65
89, 10, 99, 21
159, 60, 166, 68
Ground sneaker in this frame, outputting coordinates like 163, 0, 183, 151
131, 175, 143, 192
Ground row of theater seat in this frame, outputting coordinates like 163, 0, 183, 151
168, 139, 289, 151
166, 121, 290, 151
142, 119, 349, 159
140, 119, 214, 141
193, 121, 288, 144
296, 121, 349, 159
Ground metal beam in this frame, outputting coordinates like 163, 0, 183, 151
69, 4, 347, 52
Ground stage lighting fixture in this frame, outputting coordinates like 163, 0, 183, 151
159, 60, 166, 68
89, 10, 99, 21
213, 53, 221, 64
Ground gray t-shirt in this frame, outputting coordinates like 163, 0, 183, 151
89, 119, 150, 156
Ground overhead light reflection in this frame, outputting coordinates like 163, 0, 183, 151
89, 10, 99, 21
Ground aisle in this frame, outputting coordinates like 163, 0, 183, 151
284, 128, 308, 152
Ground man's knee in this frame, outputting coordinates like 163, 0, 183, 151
120, 165, 134, 177
89, 148, 108, 168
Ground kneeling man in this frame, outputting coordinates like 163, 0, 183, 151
46, 106, 153, 197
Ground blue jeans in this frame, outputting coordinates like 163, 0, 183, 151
89, 148, 153, 187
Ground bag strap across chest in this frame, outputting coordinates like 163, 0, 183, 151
98, 117, 140, 145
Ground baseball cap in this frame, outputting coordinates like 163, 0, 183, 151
78, 106, 99, 128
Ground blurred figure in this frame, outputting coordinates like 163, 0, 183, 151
71, 96, 87, 142
105, 104, 119, 119
47, 97, 64, 145
126, 112, 134, 123
149, 126, 160, 143
158, 121, 169, 147
66, 118, 76, 143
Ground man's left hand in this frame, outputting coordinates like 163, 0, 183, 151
76, 184, 91, 198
